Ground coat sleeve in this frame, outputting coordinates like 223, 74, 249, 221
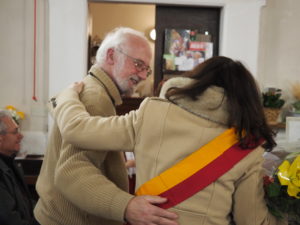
0, 172, 32, 225
51, 88, 148, 151
52, 86, 134, 221
232, 148, 287, 225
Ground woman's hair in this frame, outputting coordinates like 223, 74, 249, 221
166, 56, 276, 151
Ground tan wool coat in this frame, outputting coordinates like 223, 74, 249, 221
51, 77, 287, 225
34, 66, 133, 225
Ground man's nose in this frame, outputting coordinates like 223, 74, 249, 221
18, 133, 24, 140
137, 70, 148, 80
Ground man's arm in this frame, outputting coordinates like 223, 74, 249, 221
54, 146, 133, 220
53, 86, 132, 220
53, 83, 179, 225
53, 150, 178, 225
50, 87, 143, 151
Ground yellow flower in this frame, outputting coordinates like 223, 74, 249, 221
4, 105, 25, 124
5, 105, 16, 111
16, 111, 25, 119
277, 155, 300, 199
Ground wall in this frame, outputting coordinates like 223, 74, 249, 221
258, 0, 300, 97
48, 0, 88, 98
47, 0, 88, 142
0, 0, 49, 154
89, 3, 155, 39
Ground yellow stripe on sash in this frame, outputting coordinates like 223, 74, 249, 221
136, 128, 238, 196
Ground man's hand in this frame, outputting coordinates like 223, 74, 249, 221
68, 81, 84, 94
125, 195, 179, 225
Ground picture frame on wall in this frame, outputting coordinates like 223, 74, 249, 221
163, 28, 213, 74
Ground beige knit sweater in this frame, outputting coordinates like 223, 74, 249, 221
34, 66, 133, 225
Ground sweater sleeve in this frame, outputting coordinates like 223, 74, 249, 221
51, 88, 149, 152
0, 171, 33, 225
54, 147, 133, 220
53, 85, 134, 221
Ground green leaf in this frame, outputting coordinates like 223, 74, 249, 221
267, 182, 281, 197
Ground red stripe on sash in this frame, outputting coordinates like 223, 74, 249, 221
157, 143, 253, 209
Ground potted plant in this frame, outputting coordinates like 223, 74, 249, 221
262, 88, 285, 124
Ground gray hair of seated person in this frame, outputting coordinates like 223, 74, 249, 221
95, 27, 148, 66
0, 110, 11, 135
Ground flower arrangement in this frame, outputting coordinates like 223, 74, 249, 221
5, 105, 25, 124
262, 88, 285, 124
263, 152, 300, 224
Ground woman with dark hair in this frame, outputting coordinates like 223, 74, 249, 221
50, 56, 286, 225
163, 56, 275, 151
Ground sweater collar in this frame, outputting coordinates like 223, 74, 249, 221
88, 65, 123, 106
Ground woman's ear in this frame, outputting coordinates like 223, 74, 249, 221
106, 48, 115, 65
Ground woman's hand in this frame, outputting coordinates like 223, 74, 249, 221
69, 81, 84, 94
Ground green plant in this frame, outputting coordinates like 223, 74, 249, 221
292, 100, 300, 113
262, 89, 285, 109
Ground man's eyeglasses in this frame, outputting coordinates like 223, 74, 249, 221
116, 48, 152, 77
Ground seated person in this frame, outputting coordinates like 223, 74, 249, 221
0, 110, 39, 225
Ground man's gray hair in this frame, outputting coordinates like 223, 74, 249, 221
0, 110, 11, 134
95, 27, 147, 66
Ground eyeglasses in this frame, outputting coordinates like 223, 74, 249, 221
1, 128, 20, 135
116, 48, 152, 77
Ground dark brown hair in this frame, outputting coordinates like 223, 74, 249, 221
166, 56, 276, 151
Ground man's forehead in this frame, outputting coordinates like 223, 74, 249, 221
124, 35, 149, 50
127, 44, 151, 61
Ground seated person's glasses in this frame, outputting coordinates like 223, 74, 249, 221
0, 128, 20, 135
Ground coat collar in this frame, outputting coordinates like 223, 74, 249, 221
160, 77, 229, 125
0, 152, 14, 167
89, 65, 123, 106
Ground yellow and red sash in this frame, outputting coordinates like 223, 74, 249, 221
135, 128, 262, 209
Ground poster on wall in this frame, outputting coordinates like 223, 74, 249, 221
163, 29, 213, 73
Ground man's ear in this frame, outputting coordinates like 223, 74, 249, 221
106, 48, 115, 65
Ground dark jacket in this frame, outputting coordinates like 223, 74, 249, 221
0, 153, 38, 225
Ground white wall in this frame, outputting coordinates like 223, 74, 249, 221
258, 0, 300, 95
0, 0, 49, 154
220, 0, 264, 74
48, 0, 88, 98
0, 0, 48, 132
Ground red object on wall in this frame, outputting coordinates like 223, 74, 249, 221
32, 0, 37, 101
